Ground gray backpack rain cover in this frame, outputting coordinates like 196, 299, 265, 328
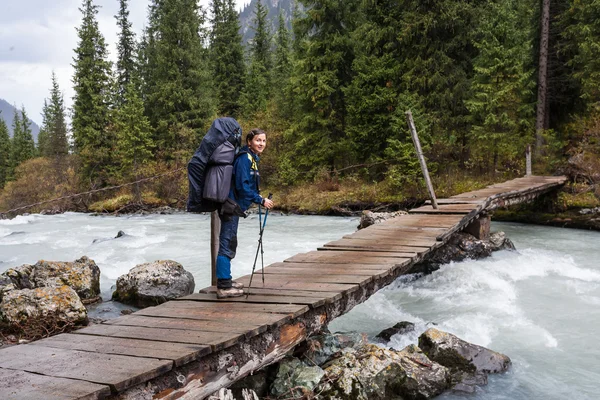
187, 117, 242, 213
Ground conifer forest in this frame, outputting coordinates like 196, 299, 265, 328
1, 0, 599, 214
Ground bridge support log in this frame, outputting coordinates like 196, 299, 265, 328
463, 214, 491, 240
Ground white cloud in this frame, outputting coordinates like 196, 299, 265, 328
0, 0, 242, 126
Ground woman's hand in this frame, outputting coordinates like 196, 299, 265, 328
263, 198, 274, 209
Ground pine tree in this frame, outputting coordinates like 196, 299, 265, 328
115, 82, 153, 173
241, 0, 273, 116
210, 0, 246, 117
397, 0, 481, 165
273, 11, 293, 117
467, 0, 535, 173
142, 0, 214, 155
47, 72, 69, 157
115, 0, 137, 105
0, 112, 10, 188
562, 0, 600, 108
289, 0, 359, 171
72, 0, 114, 184
344, 0, 408, 164
37, 99, 51, 157
9, 107, 36, 174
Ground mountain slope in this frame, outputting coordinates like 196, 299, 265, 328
239, 0, 300, 45
0, 98, 40, 143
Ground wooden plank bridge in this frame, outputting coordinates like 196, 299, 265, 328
0, 175, 567, 399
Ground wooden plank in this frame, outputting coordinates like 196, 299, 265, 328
0, 345, 172, 393
135, 306, 291, 328
0, 368, 111, 400
74, 324, 244, 351
33, 333, 210, 367
261, 265, 390, 276
410, 203, 479, 213
317, 246, 420, 255
198, 286, 344, 302
235, 273, 373, 286
324, 237, 436, 248
158, 300, 309, 318
286, 251, 413, 263
266, 261, 393, 271
321, 242, 429, 252
229, 279, 359, 294
103, 315, 268, 338
178, 292, 327, 307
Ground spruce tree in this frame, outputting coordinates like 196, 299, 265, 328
9, 107, 36, 174
397, 0, 481, 165
241, 0, 273, 116
210, 0, 246, 117
115, 0, 137, 105
290, 0, 359, 171
47, 72, 69, 157
142, 0, 214, 155
37, 100, 51, 157
467, 0, 535, 172
0, 112, 10, 188
115, 82, 153, 173
72, 0, 114, 184
273, 11, 293, 117
344, 0, 409, 164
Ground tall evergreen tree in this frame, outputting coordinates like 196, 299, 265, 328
397, 0, 481, 166
344, 0, 408, 164
115, 82, 153, 173
0, 112, 10, 188
241, 0, 273, 115
273, 11, 293, 116
467, 0, 535, 172
210, 0, 246, 116
142, 0, 214, 154
115, 0, 137, 105
72, 0, 114, 184
37, 99, 51, 157
47, 72, 69, 157
290, 0, 359, 171
9, 107, 36, 174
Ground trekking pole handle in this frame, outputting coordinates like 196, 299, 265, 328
267, 193, 273, 200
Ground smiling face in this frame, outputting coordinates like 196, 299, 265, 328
248, 133, 267, 155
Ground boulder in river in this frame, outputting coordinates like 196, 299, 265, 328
315, 343, 450, 400
112, 260, 195, 308
0, 286, 88, 335
375, 321, 416, 342
418, 327, 511, 390
0, 257, 101, 302
299, 331, 368, 366
270, 357, 325, 398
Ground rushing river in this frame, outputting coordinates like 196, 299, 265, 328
1, 213, 599, 399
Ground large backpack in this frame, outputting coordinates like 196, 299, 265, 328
187, 117, 243, 214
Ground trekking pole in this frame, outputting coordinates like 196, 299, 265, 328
247, 193, 273, 298
260, 194, 273, 285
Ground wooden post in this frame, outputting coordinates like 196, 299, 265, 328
210, 211, 220, 287
405, 110, 438, 209
526, 145, 532, 176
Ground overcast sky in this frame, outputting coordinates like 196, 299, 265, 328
0, 0, 247, 125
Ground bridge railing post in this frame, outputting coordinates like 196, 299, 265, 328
406, 110, 438, 209
526, 145, 532, 176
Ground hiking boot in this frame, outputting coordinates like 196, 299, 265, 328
231, 281, 244, 289
216, 287, 244, 299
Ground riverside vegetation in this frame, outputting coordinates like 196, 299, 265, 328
1, 0, 599, 219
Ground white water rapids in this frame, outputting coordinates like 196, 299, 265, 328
1, 212, 599, 399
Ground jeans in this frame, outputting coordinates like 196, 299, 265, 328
216, 214, 239, 288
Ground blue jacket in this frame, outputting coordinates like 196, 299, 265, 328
230, 146, 263, 211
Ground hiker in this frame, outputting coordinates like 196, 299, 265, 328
216, 128, 274, 298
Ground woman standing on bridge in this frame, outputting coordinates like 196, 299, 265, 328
216, 129, 274, 299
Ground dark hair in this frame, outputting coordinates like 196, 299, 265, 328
246, 128, 266, 143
